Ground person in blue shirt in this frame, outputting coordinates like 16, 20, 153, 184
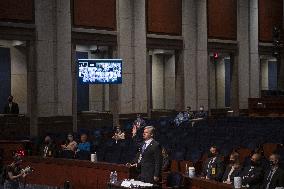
77, 133, 91, 152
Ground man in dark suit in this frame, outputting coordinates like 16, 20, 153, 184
222, 151, 242, 184
128, 126, 162, 184
242, 153, 264, 189
41, 135, 57, 158
201, 146, 224, 181
263, 153, 284, 189
3, 95, 19, 114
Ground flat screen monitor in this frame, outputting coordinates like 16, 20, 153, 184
78, 59, 122, 84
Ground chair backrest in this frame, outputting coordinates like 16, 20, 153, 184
236, 148, 252, 164
166, 172, 183, 187
263, 143, 278, 158
170, 160, 179, 172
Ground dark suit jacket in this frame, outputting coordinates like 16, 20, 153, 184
41, 143, 57, 158
222, 165, 242, 182
262, 167, 284, 189
242, 165, 264, 189
202, 155, 224, 181
137, 139, 162, 184
3, 102, 19, 114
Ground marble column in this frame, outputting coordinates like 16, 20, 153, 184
238, 0, 260, 109
133, 0, 147, 113
182, 0, 198, 110
34, 0, 57, 117
27, 41, 38, 137
56, 0, 72, 116
117, 0, 134, 114
249, 0, 260, 98
116, 0, 147, 114
34, 0, 72, 118
230, 54, 239, 115
237, 0, 250, 109
196, 0, 209, 110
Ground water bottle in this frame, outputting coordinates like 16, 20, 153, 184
109, 171, 114, 183
113, 171, 118, 183
185, 163, 188, 175
93, 152, 97, 162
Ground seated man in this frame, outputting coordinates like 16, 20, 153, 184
222, 152, 242, 184
195, 106, 207, 119
112, 126, 125, 143
201, 146, 224, 181
77, 133, 91, 152
162, 147, 170, 171
183, 106, 195, 121
263, 153, 284, 189
41, 135, 57, 158
241, 153, 264, 189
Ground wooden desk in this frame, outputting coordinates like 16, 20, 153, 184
184, 177, 234, 189
22, 157, 136, 189
248, 97, 284, 117
107, 182, 159, 189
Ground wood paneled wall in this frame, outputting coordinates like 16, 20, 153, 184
0, 0, 34, 23
147, 0, 182, 35
259, 0, 283, 42
73, 0, 116, 30
207, 0, 237, 40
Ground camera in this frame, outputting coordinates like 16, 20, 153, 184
21, 166, 34, 174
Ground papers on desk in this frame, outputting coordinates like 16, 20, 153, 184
121, 179, 153, 188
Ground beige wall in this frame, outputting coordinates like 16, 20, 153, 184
216, 59, 226, 108
151, 52, 175, 110
261, 59, 269, 90
76, 45, 110, 112
209, 57, 227, 109
152, 54, 164, 109
164, 55, 176, 109
0, 40, 27, 114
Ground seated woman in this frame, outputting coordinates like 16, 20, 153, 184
112, 126, 125, 143
61, 133, 77, 158
222, 151, 242, 184
162, 148, 170, 171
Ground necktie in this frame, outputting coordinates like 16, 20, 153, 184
142, 142, 147, 153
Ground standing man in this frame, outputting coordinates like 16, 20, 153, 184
263, 153, 284, 189
128, 126, 162, 184
3, 95, 19, 114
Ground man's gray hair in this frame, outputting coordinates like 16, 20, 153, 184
144, 126, 155, 135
